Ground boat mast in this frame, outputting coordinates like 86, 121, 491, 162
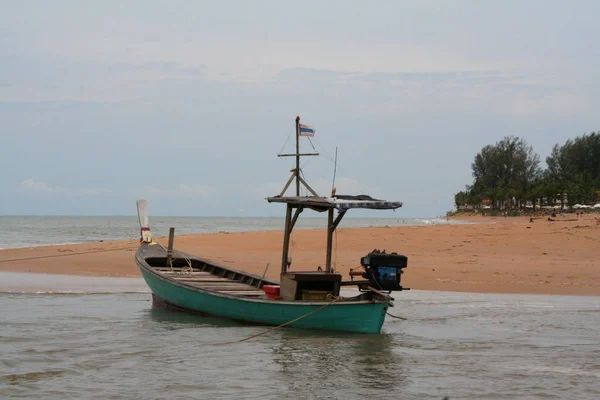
277, 116, 319, 197
277, 116, 322, 275
295, 116, 300, 196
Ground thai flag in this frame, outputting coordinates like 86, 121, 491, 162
299, 124, 315, 137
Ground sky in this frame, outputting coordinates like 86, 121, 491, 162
1, 0, 599, 217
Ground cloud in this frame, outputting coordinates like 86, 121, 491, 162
19, 179, 113, 195
0, 100, 108, 112
271, 68, 587, 117
140, 184, 216, 197
20, 179, 68, 193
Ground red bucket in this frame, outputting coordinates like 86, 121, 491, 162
263, 285, 280, 299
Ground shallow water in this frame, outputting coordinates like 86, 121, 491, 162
1, 280, 598, 399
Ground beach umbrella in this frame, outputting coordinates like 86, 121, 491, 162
553, 205, 561, 209
594, 204, 600, 209
572, 204, 582, 209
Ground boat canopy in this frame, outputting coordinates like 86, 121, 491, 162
267, 195, 403, 212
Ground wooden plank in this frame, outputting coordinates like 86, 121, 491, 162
217, 291, 266, 296
196, 284, 258, 289
193, 284, 262, 291
168, 274, 233, 282
179, 280, 245, 284
158, 271, 212, 276
166, 227, 175, 267
154, 267, 203, 272
171, 278, 231, 283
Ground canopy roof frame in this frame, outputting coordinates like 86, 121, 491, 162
271, 116, 403, 275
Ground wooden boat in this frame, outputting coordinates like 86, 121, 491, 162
135, 116, 410, 333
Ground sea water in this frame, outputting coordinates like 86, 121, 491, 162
0, 215, 468, 249
1, 216, 598, 399
0, 281, 598, 399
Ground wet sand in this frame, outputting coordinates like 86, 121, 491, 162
1, 214, 599, 295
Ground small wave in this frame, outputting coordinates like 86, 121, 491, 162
2, 370, 66, 384
513, 365, 600, 379
0, 241, 110, 251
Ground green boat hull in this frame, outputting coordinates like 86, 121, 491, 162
140, 268, 389, 334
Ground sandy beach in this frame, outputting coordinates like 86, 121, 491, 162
1, 214, 599, 296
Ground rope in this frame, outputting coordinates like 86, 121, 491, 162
278, 125, 295, 155
311, 136, 336, 163
300, 155, 315, 170
386, 312, 407, 320
309, 137, 366, 194
156, 243, 193, 272
0, 242, 193, 274
307, 136, 318, 152
0, 246, 138, 264
214, 296, 341, 345
333, 229, 338, 272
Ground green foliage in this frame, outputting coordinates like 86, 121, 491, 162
471, 136, 541, 195
454, 190, 468, 209
455, 132, 600, 210
546, 132, 600, 204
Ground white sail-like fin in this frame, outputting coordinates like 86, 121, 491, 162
136, 200, 153, 243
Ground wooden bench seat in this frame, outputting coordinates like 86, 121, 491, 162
216, 290, 266, 296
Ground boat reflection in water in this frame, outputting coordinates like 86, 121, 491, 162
147, 305, 407, 396
272, 329, 407, 395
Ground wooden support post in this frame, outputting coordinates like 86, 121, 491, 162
257, 263, 270, 287
281, 205, 293, 274
331, 210, 346, 231
288, 207, 303, 233
279, 172, 296, 197
166, 227, 175, 267
277, 152, 320, 157
297, 175, 319, 197
326, 208, 334, 272
295, 117, 300, 196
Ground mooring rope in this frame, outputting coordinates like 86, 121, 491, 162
214, 296, 341, 345
0, 246, 138, 264
156, 243, 193, 272
386, 312, 407, 320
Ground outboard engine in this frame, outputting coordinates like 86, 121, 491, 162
350, 249, 408, 291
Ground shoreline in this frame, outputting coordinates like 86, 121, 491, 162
0, 218, 476, 249
1, 215, 599, 296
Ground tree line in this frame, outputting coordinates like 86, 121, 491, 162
454, 132, 600, 211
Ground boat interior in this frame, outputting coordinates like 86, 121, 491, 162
145, 256, 273, 298
142, 254, 378, 303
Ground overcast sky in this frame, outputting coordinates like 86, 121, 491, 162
1, 0, 598, 217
